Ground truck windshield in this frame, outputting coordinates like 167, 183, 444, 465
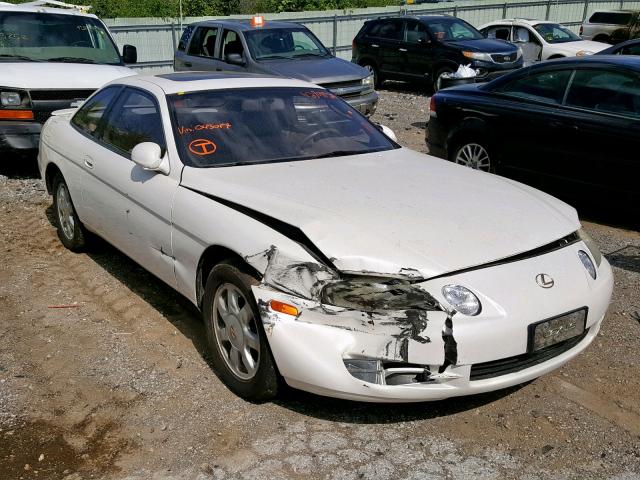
244, 28, 330, 60
0, 12, 121, 64
169, 87, 396, 168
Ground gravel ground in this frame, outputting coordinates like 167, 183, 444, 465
1, 86, 639, 480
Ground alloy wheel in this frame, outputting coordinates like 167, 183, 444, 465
56, 182, 75, 240
454, 143, 491, 171
213, 283, 261, 380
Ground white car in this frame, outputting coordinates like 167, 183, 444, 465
38, 73, 613, 403
479, 19, 609, 65
0, 1, 136, 159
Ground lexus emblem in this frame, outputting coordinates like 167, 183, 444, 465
536, 273, 554, 289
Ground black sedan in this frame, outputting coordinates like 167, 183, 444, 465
426, 56, 640, 209
596, 38, 640, 56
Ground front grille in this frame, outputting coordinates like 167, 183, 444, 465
491, 53, 517, 63
29, 89, 95, 101
469, 328, 590, 381
320, 80, 365, 99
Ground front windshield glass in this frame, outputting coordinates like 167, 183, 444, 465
169, 87, 397, 168
425, 18, 484, 41
0, 12, 121, 64
245, 28, 329, 60
533, 23, 581, 43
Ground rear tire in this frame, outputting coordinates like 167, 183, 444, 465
449, 138, 494, 173
52, 173, 87, 252
202, 261, 279, 401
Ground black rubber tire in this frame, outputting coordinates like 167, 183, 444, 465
52, 173, 87, 252
433, 66, 455, 93
202, 261, 279, 401
360, 61, 383, 88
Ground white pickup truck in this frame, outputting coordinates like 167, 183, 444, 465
0, 1, 136, 159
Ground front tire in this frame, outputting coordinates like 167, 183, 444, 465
433, 66, 455, 92
52, 174, 87, 251
202, 262, 278, 401
449, 139, 494, 173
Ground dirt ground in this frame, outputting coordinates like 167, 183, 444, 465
1, 85, 639, 480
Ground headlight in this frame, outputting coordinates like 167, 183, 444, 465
361, 74, 374, 91
1, 91, 22, 107
578, 228, 602, 266
441, 285, 481, 316
576, 50, 594, 56
462, 51, 493, 62
578, 250, 597, 279
321, 277, 439, 313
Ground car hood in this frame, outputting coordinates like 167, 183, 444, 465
259, 56, 368, 84
0, 62, 136, 89
550, 40, 610, 54
443, 38, 517, 53
180, 149, 579, 279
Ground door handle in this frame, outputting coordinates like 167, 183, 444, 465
83, 156, 94, 169
184, 62, 192, 67
399, 48, 408, 52
371, 44, 379, 48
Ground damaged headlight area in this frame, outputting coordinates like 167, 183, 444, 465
441, 285, 481, 316
320, 277, 440, 313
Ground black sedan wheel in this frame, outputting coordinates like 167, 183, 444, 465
451, 142, 493, 172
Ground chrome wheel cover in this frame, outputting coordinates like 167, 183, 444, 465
56, 183, 75, 240
213, 283, 260, 380
454, 143, 491, 171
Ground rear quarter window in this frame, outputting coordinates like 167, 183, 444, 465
588, 12, 633, 25
178, 25, 195, 52
497, 70, 572, 105
71, 86, 120, 136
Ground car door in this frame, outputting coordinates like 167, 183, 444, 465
561, 67, 640, 201
403, 19, 434, 79
175, 25, 220, 71
88, 86, 180, 287
487, 67, 574, 190
66, 86, 123, 234
366, 19, 404, 78
514, 26, 543, 63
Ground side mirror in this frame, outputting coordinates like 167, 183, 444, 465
375, 123, 397, 142
226, 53, 245, 66
131, 142, 170, 175
123, 44, 137, 64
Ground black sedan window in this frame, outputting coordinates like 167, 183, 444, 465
565, 69, 640, 118
168, 87, 396, 168
497, 70, 571, 105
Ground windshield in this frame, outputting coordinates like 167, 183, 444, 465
244, 28, 329, 60
0, 12, 121, 64
169, 87, 396, 168
533, 23, 582, 44
424, 18, 484, 41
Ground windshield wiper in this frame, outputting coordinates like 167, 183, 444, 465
0, 54, 41, 62
294, 52, 329, 58
259, 54, 293, 60
313, 150, 366, 159
47, 57, 96, 64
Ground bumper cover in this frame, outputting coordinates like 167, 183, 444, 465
0, 121, 41, 153
344, 90, 378, 116
252, 241, 613, 402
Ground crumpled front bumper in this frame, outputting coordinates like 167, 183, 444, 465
251, 241, 613, 403
0, 121, 41, 154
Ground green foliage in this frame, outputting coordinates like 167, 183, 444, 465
3, 0, 400, 17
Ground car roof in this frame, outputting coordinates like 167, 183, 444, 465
0, 3, 96, 17
527, 54, 640, 71
189, 19, 306, 31
108, 71, 319, 95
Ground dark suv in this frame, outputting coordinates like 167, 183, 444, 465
352, 15, 523, 91
175, 19, 378, 116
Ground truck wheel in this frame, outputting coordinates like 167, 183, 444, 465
202, 261, 279, 401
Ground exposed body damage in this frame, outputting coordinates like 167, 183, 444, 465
248, 246, 457, 374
